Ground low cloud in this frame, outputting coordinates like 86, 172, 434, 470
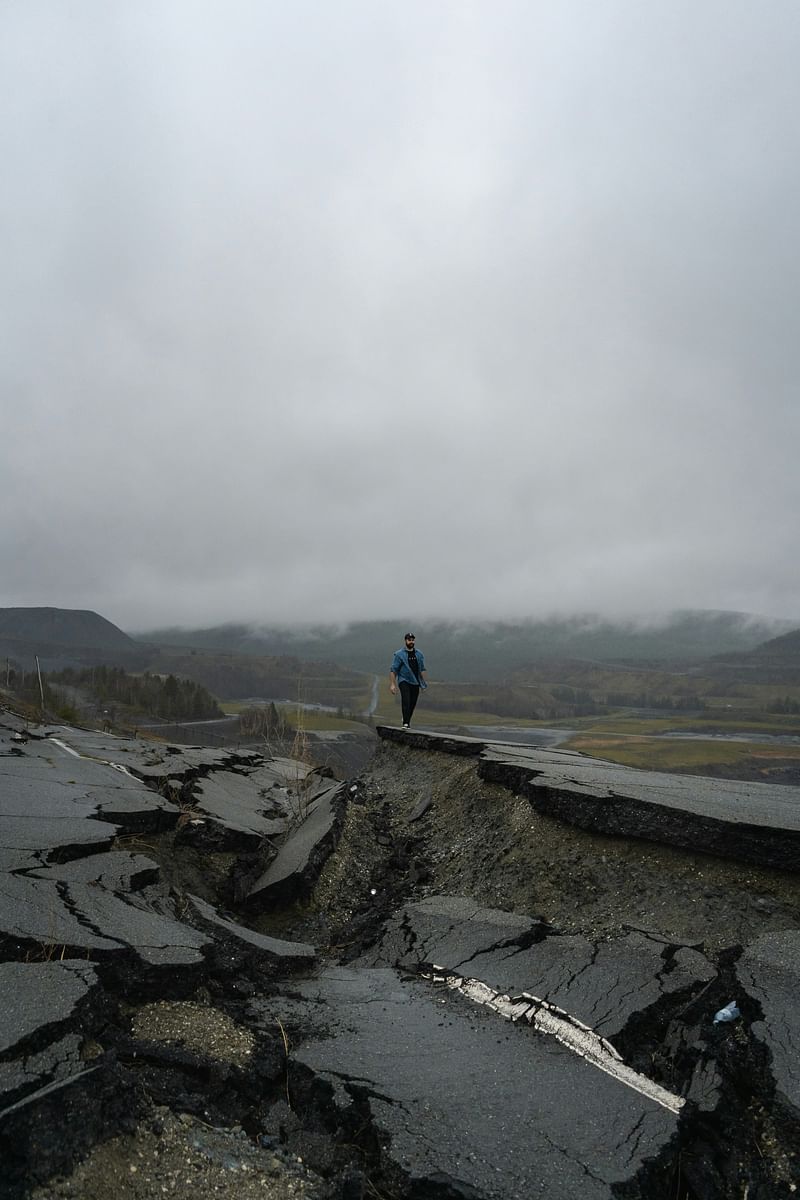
2, 2, 799, 631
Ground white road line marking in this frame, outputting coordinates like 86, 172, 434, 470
47, 737, 140, 780
425, 967, 685, 1114
47, 737, 82, 759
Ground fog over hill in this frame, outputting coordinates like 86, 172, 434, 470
4, 4, 800, 637
4, 606, 797, 687
704, 626, 800, 684
747, 628, 800, 662
140, 610, 797, 683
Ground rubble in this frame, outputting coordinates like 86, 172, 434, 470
2, 709, 800, 1198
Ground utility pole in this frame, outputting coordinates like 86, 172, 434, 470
35, 655, 45, 712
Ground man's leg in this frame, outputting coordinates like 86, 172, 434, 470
399, 682, 420, 726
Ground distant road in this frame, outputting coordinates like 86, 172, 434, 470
464, 725, 571, 748
463, 724, 800, 750
136, 716, 239, 729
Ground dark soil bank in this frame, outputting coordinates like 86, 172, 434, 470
313, 741, 800, 950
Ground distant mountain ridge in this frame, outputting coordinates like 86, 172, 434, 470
4, 606, 797, 685
0, 607, 137, 649
0, 607, 147, 672
702, 625, 800, 685
139, 610, 798, 683
747, 628, 800, 662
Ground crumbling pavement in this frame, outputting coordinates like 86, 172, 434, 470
2, 708, 800, 1198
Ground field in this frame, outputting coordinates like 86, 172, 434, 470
561, 730, 800, 775
220, 700, 370, 734
160, 638, 800, 780
370, 684, 800, 781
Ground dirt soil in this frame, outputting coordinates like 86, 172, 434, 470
303, 741, 800, 957
31, 1107, 328, 1200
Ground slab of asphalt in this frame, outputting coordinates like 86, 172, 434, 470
36, 725, 263, 780
276, 895, 723, 1196
191, 771, 290, 846
271, 964, 679, 1200
0, 709, 320, 1194
737, 930, 800, 1117
377, 726, 800, 871
246, 781, 347, 908
361, 895, 717, 1040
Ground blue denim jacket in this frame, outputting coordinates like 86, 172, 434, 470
391, 648, 427, 688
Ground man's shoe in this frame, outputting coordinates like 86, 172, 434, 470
402, 723, 409, 728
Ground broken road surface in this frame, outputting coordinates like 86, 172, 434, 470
2, 709, 800, 1198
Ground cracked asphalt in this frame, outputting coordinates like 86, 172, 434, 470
281, 736, 800, 1197
4, 711, 800, 1198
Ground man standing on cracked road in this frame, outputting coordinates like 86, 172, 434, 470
389, 632, 427, 728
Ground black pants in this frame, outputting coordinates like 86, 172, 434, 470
399, 682, 420, 726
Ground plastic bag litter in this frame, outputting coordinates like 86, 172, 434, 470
713, 1001, 740, 1024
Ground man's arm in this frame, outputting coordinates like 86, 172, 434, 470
389, 651, 402, 694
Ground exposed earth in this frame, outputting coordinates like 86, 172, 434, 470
309, 741, 800, 956
6, 718, 800, 1199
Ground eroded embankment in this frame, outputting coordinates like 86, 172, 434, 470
310, 738, 800, 955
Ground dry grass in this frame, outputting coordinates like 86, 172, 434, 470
563, 731, 800, 773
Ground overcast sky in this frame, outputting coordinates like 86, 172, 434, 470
2, 2, 799, 633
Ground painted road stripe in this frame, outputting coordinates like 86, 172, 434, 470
425, 966, 685, 1115
48, 736, 140, 780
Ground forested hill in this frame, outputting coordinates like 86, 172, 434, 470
5, 606, 796, 687
747, 628, 800, 662
0, 607, 148, 671
705, 626, 800, 681
138, 610, 797, 683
